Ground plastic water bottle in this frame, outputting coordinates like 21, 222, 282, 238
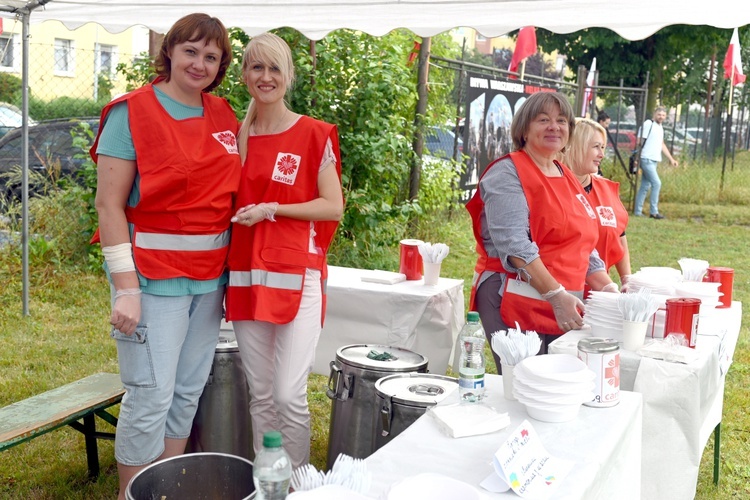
458, 311, 486, 403
253, 431, 292, 500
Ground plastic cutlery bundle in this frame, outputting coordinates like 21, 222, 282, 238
417, 242, 450, 263
490, 322, 541, 366
290, 454, 371, 495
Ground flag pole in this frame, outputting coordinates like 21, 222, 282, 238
520, 59, 526, 81
721, 64, 735, 191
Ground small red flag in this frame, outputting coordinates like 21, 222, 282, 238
723, 28, 746, 86
407, 41, 421, 66
508, 27, 537, 74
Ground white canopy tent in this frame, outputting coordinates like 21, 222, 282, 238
2, 0, 750, 41
0, 0, 748, 314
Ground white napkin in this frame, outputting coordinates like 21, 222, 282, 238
637, 339, 699, 364
287, 485, 373, 500
360, 270, 406, 285
429, 403, 510, 438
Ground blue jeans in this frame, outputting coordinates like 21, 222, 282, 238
634, 158, 661, 215
111, 287, 224, 466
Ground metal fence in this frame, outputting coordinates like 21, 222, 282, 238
0, 43, 143, 270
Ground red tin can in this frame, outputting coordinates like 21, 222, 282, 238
664, 298, 701, 348
705, 267, 734, 308
399, 239, 424, 281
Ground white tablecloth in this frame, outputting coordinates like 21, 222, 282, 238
549, 301, 742, 500
313, 266, 465, 376
365, 374, 643, 499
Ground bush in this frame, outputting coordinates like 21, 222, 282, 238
0, 72, 22, 104
29, 96, 103, 120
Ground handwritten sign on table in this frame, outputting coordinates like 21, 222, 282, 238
480, 419, 572, 499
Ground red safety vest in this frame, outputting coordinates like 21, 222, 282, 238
466, 151, 599, 334
225, 116, 342, 325
587, 176, 628, 271
91, 82, 241, 280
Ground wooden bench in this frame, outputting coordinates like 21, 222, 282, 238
0, 372, 125, 478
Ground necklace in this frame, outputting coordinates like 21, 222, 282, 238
579, 174, 591, 187
250, 108, 290, 136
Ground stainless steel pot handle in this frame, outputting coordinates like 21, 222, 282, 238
326, 361, 341, 400
326, 361, 354, 401
380, 396, 393, 437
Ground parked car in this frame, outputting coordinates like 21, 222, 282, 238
606, 129, 638, 153
0, 102, 37, 138
425, 126, 463, 161
0, 117, 99, 197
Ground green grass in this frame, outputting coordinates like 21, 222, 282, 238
3, 154, 750, 498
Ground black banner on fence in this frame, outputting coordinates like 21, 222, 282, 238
460, 72, 558, 202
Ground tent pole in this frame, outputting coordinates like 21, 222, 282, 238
22, 11, 30, 316
409, 37, 431, 202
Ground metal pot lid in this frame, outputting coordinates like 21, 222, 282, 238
375, 373, 458, 406
215, 332, 239, 352
578, 337, 619, 353
336, 344, 428, 372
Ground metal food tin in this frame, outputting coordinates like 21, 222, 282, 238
664, 298, 701, 348
577, 337, 620, 408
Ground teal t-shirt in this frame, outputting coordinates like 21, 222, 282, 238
96, 86, 228, 296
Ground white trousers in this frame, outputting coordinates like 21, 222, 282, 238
234, 268, 322, 468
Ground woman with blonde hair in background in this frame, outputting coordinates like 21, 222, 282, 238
225, 32, 344, 468
565, 118, 631, 286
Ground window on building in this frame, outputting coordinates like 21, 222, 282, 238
96, 44, 118, 75
0, 34, 19, 72
54, 38, 75, 76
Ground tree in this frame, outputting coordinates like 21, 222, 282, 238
536, 26, 728, 106
113, 28, 462, 268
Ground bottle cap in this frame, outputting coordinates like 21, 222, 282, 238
467, 311, 480, 322
263, 430, 283, 448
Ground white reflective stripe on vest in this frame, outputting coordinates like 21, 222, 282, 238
229, 270, 304, 291
135, 230, 230, 251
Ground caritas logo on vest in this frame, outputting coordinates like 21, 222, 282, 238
272, 152, 301, 185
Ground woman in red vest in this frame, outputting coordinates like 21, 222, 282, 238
566, 118, 631, 286
467, 92, 617, 371
92, 14, 240, 498
225, 32, 344, 468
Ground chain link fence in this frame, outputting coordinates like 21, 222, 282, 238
0, 40, 143, 268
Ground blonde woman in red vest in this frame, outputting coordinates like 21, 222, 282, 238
225, 32, 344, 467
566, 118, 631, 288
92, 14, 240, 498
466, 92, 617, 371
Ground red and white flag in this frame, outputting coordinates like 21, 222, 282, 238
581, 57, 597, 117
723, 28, 746, 86
508, 27, 537, 75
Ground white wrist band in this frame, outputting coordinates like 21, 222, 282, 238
102, 243, 136, 274
541, 284, 565, 300
115, 288, 142, 299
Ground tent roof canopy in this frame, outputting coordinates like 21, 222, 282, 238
1, 0, 749, 41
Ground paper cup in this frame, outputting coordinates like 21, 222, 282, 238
423, 262, 441, 286
621, 320, 648, 351
501, 364, 516, 400
706, 266, 734, 308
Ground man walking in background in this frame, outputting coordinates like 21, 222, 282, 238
634, 106, 679, 219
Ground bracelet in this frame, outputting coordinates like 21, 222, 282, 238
115, 288, 142, 299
